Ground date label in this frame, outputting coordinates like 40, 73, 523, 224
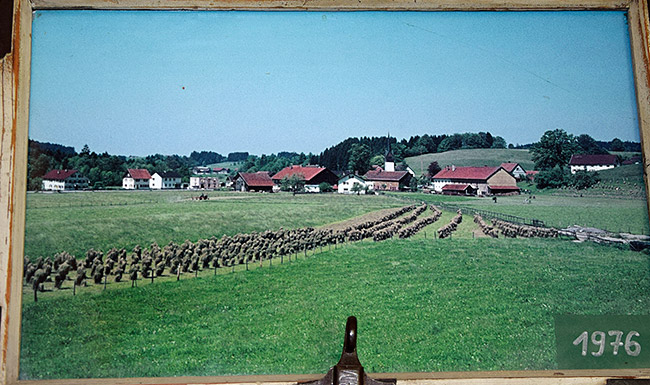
555, 315, 650, 369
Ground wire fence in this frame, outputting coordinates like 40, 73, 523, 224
430, 201, 547, 227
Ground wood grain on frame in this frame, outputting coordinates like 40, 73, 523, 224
29, 0, 632, 11
2, 0, 31, 384
2, 1, 649, 385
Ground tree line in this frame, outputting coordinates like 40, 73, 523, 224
27, 140, 249, 190
223, 132, 508, 176
317, 132, 507, 174
529, 130, 639, 190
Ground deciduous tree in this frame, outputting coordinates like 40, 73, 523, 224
530, 129, 580, 170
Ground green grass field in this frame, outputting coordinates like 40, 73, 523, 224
207, 161, 242, 170
405, 149, 534, 176
19, 190, 650, 379
399, 192, 650, 234
20, 237, 650, 379
25, 191, 405, 259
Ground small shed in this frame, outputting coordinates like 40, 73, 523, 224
441, 184, 476, 196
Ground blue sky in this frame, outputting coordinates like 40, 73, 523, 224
29, 10, 639, 156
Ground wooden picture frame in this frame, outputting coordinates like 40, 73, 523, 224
1, 1, 649, 384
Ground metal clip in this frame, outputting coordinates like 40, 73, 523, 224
301, 316, 396, 385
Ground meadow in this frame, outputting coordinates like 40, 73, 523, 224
399, 189, 650, 235
24, 191, 405, 259
405, 148, 535, 176
20, 237, 650, 379
19, 190, 650, 379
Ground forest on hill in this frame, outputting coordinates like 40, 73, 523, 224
27, 132, 508, 189
27, 130, 639, 190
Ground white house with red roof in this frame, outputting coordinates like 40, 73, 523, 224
150, 171, 182, 189
122, 168, 152, 190
500, 162, 527, 180
569, 154, 618, 174
42, 169, 89, 191
431, 165, 519, 196
213, 167, 230, 175
271, 165, 338, 193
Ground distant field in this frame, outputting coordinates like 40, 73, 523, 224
25, 188, 650, 260
610, 151, 642, 159
21, 237, 650, 379
24, 191, 404, 259
405, 148, 534, 176
598, 163, 644, 185
515, 164, 647, 199
399, 192, 650, 234
207, 161, 242, 170
558, 164, 647, 199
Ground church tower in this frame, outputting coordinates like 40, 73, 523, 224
385, 134, 395, 172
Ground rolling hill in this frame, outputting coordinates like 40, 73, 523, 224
405, 148, 535, 176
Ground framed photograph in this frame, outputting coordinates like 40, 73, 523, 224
1, 1, 650, 385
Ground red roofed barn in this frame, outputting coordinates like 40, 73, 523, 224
123, 168, 152, 190
432, 165, 519, 196
235, 172, 275, 192
569, 154, 618, 174
271, 165, 338, 192
42, 169, 89, 191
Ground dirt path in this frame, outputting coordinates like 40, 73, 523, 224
320, 206, 411, 231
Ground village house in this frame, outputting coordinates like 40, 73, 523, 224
189, 176, 221, 190
41, 169, 89, 191
500, 162, 527, 180
431, 165, 519, 196
363, 168, 411, 191
271, 165, 338, 193
213, 167, 230, 175
234, 172, 275, 192
224, 176, 235, 189
569, 154, 618, 174
338, 174, 369, 194
192, 166, 212, 175
122, 169, 152, 190
150, 171, 182, 190
362, 136, 412, 191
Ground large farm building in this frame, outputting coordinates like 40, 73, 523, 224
569, 154, 618, 174
432, 166, 520, 196
42, 169, 89, 191
363, 168, 412, 191
271, 165, 338, 193
234, 172, 275, 192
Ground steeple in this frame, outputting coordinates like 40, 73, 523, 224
385, 133, 395, 172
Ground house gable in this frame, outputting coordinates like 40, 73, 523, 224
486, 168, 518, 187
